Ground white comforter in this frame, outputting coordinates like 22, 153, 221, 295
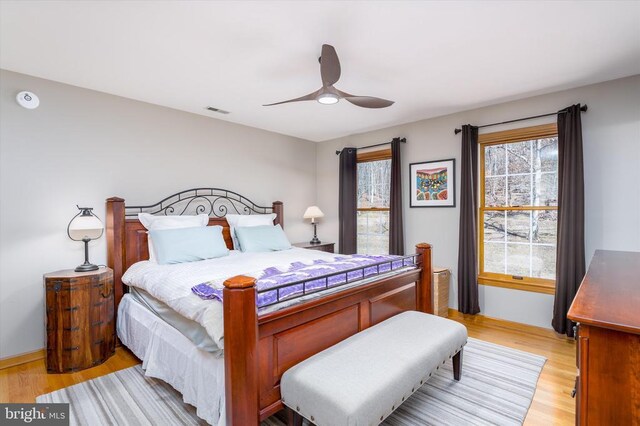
121, 248, 342, 349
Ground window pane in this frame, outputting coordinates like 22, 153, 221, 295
357, 159, 391, 208
532, 245, 556, 279
506, 243, 530, 277
357, 210, 389, 255
484, 211, 505, 241
536, 138, 558, 173
508, 175, 531, 206
485, 145, 506, 176
484, 242, 505, 274
533, 173, 558, 206
507, 140, 531, 175
506, 211, 530, 242
532, 210, 557, 244
485, 176, 506, 207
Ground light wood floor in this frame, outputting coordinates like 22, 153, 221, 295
0, 312, 576, 425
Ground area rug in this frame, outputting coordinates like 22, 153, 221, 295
37, 337, 546, 426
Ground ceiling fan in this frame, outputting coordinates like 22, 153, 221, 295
263, 44, 394, 109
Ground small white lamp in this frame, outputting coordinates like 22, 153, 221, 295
303, 206, 325, 245
67, 206, 104, 272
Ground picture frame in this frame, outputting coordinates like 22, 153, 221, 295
409, 158, 456, 207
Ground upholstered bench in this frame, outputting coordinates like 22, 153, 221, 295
280, 311, 468, 426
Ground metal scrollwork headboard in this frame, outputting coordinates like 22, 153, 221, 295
106, 189, 283, 312
124, 188, 274, 218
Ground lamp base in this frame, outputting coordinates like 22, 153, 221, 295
75, 263, 99, 273
310, 222, 321, 245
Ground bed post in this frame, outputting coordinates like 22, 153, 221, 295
272, 201, 283, 228
415, 243, 433, 314
106, 197, 126, 310
223, 275, 259, 426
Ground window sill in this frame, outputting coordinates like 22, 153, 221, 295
478, 275, 556, 295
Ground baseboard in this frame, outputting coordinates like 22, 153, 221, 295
447, 308, 570, 341
0, 349, 45, 370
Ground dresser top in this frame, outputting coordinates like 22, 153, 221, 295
568, 250, 640, 334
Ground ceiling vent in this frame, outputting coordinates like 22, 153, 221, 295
205, 106, 230, 114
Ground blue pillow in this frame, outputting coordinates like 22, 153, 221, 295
149, 226, 229, 264
235, 224, 292, 252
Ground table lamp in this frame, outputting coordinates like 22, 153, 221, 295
303, 206, 324, 245
67, 206, 104, 272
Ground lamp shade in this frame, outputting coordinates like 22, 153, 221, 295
68, 209, 104, 241
303, 206, 324, 220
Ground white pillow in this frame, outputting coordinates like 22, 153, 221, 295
226, 213, 277, 250
138, 213, 209, 261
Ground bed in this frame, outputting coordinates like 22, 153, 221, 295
105, 188, 433, 425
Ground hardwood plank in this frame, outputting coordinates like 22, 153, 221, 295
0, 349, 45, 370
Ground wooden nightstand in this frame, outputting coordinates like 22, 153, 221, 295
44, 267, 115, 373
293, 242, 335, 253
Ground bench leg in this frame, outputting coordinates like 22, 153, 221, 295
287, 407, 304, 426
453, 349, 463, 381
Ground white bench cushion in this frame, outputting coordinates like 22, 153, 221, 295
280, 311, 467, 426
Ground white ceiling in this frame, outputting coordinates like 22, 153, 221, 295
1, 1, 639, 142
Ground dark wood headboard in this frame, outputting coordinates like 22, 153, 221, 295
105, 188, 283, 310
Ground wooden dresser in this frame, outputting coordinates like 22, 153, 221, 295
567, 250, 640, 425
44, 267, 115, 373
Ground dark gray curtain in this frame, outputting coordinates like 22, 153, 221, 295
339, 148, 357, 254
552, 104, 586, 337
389, 138, 404, 255
457, 125, 480, 314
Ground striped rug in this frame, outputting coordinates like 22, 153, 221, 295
37, 338, 545, 426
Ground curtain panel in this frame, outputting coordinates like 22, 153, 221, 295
552, 104, 586, 337
338, 148, 357, 254
389, 138, 405, 255
457, 125, 481, 314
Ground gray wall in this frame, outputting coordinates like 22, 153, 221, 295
0, 70, 317, 359
316, 75, 640, 328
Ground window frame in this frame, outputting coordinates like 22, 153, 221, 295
478, 123, 558, 295
356, 148, 392, 253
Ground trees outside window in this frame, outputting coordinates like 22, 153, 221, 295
357, 150, 391, 255
479, 124, 559, 294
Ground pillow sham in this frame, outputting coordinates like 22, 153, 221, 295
138, 213, 209, 261
234, 224, 292, 253
148, 225, 229, 265
225, 213, 277, 250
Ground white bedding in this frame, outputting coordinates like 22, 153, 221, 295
121, 248, 343, 349
117, 294, 225, 425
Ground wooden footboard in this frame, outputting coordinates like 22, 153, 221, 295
223, 243, 432, 425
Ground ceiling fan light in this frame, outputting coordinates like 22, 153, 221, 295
316, 93, 339, 105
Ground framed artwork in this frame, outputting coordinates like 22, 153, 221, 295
409, 159, 455, 207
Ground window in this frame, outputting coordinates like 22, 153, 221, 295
357, 149, 391, 255
479, 124, 558, 294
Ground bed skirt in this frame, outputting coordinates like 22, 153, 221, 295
117, 294, 225, 425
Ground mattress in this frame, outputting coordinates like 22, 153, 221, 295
117, 294, 225, 426
129, 287, 220, 354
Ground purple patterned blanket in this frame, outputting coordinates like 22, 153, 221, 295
191, 254, 414, 308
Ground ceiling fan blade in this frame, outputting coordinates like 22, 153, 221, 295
320, 44, 341, 87
343, 96, 395, 109
263, 89, 321, 106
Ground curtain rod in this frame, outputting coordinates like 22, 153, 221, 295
335, 137, 406, 155
453, 105, 588, 135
